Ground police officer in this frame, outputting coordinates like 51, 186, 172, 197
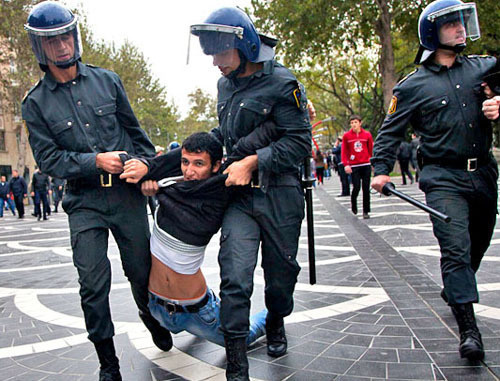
190, 8, 311, 380
50, 176, 65, 213
21, 2, 172, 380
31, 167, 50, 221
371, 0, 498, 361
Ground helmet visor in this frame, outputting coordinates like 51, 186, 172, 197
27, 22, 82, 66
428, 3, 480, 46
187, 24, 243, 76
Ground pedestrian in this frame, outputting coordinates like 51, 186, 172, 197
342, 115, 373, 218
0, 176, 16, 217
31, 167, 50, 221
410, 133, 421, 182
396, 141, 414, 185
332, 136, 350, 196
314, 150, 325, 185
50, 176, 65, 213
371, 0, 499, 361
8, 170, 27, 219
21, 2, 172, 379
190, 8, 311, 380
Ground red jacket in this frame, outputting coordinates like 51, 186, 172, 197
341, 128, 373, 167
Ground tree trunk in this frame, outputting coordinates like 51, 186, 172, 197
375, 0, 397, 111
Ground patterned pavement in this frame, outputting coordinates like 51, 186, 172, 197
1, 175, 499, 380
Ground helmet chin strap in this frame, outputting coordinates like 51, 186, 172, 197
437, 42, 466, 54
54, 58, 78, 69
227, 50, 248, 80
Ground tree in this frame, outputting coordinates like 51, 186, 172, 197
179, 88, 217, 142
251, 0, 499, 142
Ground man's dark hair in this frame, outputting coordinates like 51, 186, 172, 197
349, 114, 362, 122
182, 132, 223, 168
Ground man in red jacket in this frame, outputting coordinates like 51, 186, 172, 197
341, 115, 374, 219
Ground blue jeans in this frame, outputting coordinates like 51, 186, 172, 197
1, 197, 14, 216
148, 289, 266, 347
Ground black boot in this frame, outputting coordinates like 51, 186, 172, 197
94, 338, 122, 381
139, 311, 173, 351
266, 314, 287, 358
224, 336, 249, 381
451, 303, 485, 360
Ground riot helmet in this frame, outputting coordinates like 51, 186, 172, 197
415, 0, 480, 63
25, 1, 82, 69
168, 141, 180, 151
190, 7, 275, 78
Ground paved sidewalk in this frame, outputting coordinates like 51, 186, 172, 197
0, 176, 499, 380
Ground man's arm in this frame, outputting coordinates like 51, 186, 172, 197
371, 84, 416, 193
120, 148, 182, 183
225, 120, 280, 166
114, 75, 155, 158
255, 80, 311, 176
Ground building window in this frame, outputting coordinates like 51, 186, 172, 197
0, 131, 5, 151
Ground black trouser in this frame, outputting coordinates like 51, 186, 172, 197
338, 164, 350, 196
316, 167, 324, 184
53, 189, 63, 211
13, 194, 25, 217
218, 184, 304, 338
399, 159, 414, 185
351, 165, 371, 214
419, 159, 498, 305
34, 190, 49, 218
63, 183, 151, 343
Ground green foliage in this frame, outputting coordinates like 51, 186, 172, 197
251, 0, 499, 145
0, 1, 179, 148
178, 88, 218, 142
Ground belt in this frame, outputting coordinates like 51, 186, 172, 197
149, 291, 210, 314
250, 172, 300, 188
67, 173, 125, 190
422, 155, 490, 172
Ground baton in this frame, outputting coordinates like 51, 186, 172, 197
382, 182, 451, 223
302, 157, 316, 285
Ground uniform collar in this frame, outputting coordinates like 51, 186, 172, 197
424, 55, 464, 73
44, 61, 88, 91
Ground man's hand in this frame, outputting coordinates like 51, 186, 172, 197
223, 154, 258, 186
371, 174, 391, 194
141, 180, 159, 196
30, 191, 34, 197
120, 159, 149, 183
344, 165, 352, 174
96, 151, 127, 174
483, 96, 500, 121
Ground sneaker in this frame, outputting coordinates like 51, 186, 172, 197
363, 213, 370, 219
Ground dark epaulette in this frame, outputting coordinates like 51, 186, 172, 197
397, 69, 418, 85
22, 80, 42, 103
85, 63, 99, 68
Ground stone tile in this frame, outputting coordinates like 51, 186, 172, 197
360, 348, 398, 362
345, 360, 386, 378
305, 356, 354, 374
387, 363, 435, 380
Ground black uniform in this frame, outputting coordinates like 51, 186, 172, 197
211, 60, 311, 338
31, 171, 50, 220
372, 55, 498, 305
9, 176, 27, 218
22, 61, 156, 344
50, 177, 65, 213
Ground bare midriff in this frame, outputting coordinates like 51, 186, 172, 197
148, 254, 207, 300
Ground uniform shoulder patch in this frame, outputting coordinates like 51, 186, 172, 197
22, 80, 42, 103
293, 82, 308, 111
397, 69, 418, 85
387, 96, 398, 115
